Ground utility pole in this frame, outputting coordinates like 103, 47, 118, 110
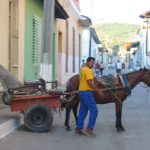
42, 0, 55, 64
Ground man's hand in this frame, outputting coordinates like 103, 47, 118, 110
95, 88, 105, 98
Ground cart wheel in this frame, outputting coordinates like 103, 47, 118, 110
2, 92, 12, 105
24, 104, 53, 132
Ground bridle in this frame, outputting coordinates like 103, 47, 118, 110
141, 69, 150, 88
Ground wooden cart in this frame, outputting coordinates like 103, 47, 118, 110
11, 93, 62, 132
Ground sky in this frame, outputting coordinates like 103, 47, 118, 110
80, 0, 150, 24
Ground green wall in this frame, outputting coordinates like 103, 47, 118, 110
25, 0, 43, 80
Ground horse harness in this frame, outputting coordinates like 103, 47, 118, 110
96, 74, 131, 94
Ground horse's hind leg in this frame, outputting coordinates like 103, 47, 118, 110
115, 102, 125, 132
72, 101, 79, 125
64, 107, 72, 131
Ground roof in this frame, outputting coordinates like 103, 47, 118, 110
55, 0, 69, 19
126, 41, 140, 51
90, 28, 101, 44
139, 10, 150, 19
79, 15, 92, 27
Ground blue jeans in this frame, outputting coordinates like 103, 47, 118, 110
77, 91, 98, 129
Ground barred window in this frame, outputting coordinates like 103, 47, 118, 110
32, 15, 42, 65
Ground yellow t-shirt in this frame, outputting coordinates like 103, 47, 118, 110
79, 66, 94, 91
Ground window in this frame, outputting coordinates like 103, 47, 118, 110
32, 15, 42, 65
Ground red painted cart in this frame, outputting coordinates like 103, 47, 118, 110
11, 93, 63, 133
0, 65, 66, 132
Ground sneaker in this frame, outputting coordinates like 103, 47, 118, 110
75, 129, 86, 136
83, 128, 97, 137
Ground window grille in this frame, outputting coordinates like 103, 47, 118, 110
32, 15, 42, 65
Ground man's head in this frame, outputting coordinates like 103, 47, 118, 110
86, 57, 95, 69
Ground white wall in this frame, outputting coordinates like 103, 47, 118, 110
81, 29, 90, 62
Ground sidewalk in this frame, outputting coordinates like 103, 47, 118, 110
0, 94, 22, 139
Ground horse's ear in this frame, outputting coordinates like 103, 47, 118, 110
143, 67, 150, 72
143, 67, 148, 71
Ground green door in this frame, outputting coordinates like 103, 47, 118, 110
24, 0, 43, 80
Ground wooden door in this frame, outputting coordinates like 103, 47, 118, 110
8, 0, 19, 78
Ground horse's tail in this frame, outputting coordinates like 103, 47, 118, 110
61, 75, 79, 107
66, 74, 79, 92
60, 77, 72, 107
66, 78, 72, 92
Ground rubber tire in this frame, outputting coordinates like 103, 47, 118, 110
24, 104, 53, 132
2, 92, 12, 105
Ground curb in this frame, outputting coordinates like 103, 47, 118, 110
0, 107, 21, 139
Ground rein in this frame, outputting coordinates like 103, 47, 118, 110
100, 83, 123, 104
97, 75, 131, 104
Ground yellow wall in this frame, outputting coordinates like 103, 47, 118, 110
0, 1, 9, 68
0, 0, 25, 82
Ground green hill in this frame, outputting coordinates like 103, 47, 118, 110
93, 23, 139, 55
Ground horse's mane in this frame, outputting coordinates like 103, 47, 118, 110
124, 68, 147, 76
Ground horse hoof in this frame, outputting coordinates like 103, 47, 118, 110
117, 127, 126, 132
66, 127, 71, 131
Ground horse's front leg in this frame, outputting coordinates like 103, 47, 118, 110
115, 101, 125, 132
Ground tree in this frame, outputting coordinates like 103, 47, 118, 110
112, 45, 120, 56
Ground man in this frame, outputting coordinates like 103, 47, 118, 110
116, 60, 122, 74
100, 61, 104, 76
75, 57, 104, 137
95, 60, 100, 77
81, 59, 86, 67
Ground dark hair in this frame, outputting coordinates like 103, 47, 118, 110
86, 57, 95, 62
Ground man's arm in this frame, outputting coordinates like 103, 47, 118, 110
87, 80, 104, 97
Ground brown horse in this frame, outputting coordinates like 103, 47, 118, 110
62, 68, 150, 132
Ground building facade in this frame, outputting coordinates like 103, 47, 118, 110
0, 0, 25, 82
0, 0, 101, 86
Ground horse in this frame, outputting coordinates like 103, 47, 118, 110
62, 68, 150, 132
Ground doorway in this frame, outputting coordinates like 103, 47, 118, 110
8, 0, 19, 78
57, 32, 62, 84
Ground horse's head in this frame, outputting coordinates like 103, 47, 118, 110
141, 68, 150, 87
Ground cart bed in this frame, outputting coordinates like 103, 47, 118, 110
11, 94, 61, 112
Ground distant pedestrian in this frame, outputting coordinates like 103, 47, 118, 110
122, 62, 126, 73
100, 61, 104, 76
81, 59, 86, 67
122, 62, 125, 70
116, 60, 122, 74
95, 61, 100, 77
